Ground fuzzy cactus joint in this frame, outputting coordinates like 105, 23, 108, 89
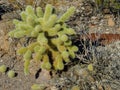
8, 4, 78, 75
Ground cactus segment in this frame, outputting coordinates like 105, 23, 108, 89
34, 51, 42, 62
43, 4, 53, 21
23, 50, 32, 61
36, 7, 43, 17
46, 14, 57, 28
17, 47, 28, 55
25, 5, 34, 15
20, 12, 27, 21
0, 65, 7, 73
41, 54, 51, 70
24, 59, 30, 75
37, 33, 48, 45
60, 34, 68, 42
54, 55, 64, 70
7, 70, 15, 78
58, 6, 75, 22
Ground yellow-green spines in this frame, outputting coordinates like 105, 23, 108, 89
64, 40, 72, 46
43, 4, 53, 21
46, 14, 57, 28
18, 23, 32, 30
88, 64, 93, 71
31, 31, 39, 37
41, 54, 51, 70
34, 51, 42, 61
23, 50, 32, 61
34, 45, 41, 52
25, 5, 34, 15
17, 47, 28, 55
13, 19, 20, 25
36, 7, 43, 17
48, 28, 58, 36
34, 25, 42, 32
71, 46, 79, 52
51, 51, 59, 59
8, 4, 78, 72
31, 25, 42, 37
66, 28, 76, 35
7, 70, 15, 78
14, 30, 26, 38
8, 30, 16, 37
34, 46, 46, 61
0, 65, 7, 73
37, 33, 48, 45
58, 6, 75, 22
24, 59, 30, 75
20, 12, 27, 21
28, 42, 39, 51
34, 50, 42, 61
31, 84, 45, 90
39, 46, 47, 54
60, 34, 68, 42
71, 85, 80, 90
26, 15, 35, 26
57, 45, 66, 52
61, 51, 69, 58
61, 51, 70, 62
53, 24, 61, 31
47, 24, 61, 36
54, 55, 64, 70
69, 51, 75, 59
51, 38, 63, 46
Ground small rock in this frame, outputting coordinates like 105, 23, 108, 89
108, 18, 115, 27
117, 27, 120, 31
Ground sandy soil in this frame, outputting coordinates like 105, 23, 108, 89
0, 0, 120, 90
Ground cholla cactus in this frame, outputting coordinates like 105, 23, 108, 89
8, 4, 78, 75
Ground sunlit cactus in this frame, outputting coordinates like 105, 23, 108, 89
7, 70, 16, 78
0, 65, 7, 73
8, 4, 78, 74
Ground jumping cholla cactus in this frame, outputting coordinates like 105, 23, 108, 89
8, 4, 78, 75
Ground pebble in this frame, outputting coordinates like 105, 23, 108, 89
108, 18, 115, 27
0, 59, 3, 62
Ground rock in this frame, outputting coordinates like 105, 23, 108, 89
108, 17, 115, 27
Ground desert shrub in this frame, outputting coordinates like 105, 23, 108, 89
94, 0, 120, 14
8, 4, 78, 75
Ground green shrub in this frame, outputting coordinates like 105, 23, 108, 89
94, 0, 120, 12
8, 4, 78, 75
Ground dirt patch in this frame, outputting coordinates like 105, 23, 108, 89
0, 0, 120, 90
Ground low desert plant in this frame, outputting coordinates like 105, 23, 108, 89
8, 4, 78, 75
7, 70, 15, 78
0, 65, 7, 73
94, 0, 120, 13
